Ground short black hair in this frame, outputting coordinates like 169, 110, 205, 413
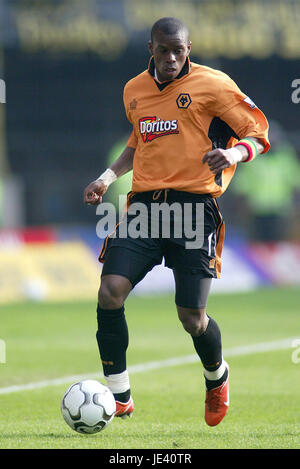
151, 17, 189, 43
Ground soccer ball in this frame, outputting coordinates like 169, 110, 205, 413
61, 379, 116, 434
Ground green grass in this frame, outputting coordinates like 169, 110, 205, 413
0, 287, 299, 449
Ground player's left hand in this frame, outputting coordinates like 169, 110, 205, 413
202, 148, 242, 174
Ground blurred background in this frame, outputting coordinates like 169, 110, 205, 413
0, 0, 299, 303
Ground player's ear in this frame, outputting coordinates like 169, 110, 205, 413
148, 40, 153, 55
187, 41, 192, 56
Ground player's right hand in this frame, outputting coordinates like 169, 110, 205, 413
83, 179, 107, 205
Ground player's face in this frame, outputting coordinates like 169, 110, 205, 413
148, 31, 191, 82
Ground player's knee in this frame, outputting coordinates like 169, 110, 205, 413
181, 318, 206, 336
98, 275, 131, 309
178, 307, 208, 336
98, 281, 123, 309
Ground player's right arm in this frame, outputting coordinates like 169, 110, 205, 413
83, 146, 135, 205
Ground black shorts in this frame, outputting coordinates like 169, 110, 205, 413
98, 189, 225, 308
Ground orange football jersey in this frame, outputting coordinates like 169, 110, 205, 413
123, 58, 269, 197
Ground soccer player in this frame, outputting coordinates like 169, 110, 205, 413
84, 17, 269, 426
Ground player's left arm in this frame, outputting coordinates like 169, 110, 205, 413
202, 136, 265, 174
202, 85, 270, 174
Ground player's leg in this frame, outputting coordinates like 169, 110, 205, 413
97, 245, 163, 417
173, 270, 229, 426
97, 272, 133, 417
174, 272, 227, 388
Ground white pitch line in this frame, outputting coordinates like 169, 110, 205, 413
0, 337, 297, 395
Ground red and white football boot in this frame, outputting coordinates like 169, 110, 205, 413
115, 396, 134, 419
205, 362, 229, 426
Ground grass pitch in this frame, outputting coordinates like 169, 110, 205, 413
0, 287, 299, 449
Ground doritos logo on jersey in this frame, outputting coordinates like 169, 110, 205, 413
139, 116, 179, 143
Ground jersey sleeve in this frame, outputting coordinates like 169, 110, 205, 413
220, 102, 270, 154
123, 83, 138, 149
126, 128, 138, 149
209, 72, 247, 115
209, 72, 270, 153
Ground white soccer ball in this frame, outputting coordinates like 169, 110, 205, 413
61, 379, 116, 434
